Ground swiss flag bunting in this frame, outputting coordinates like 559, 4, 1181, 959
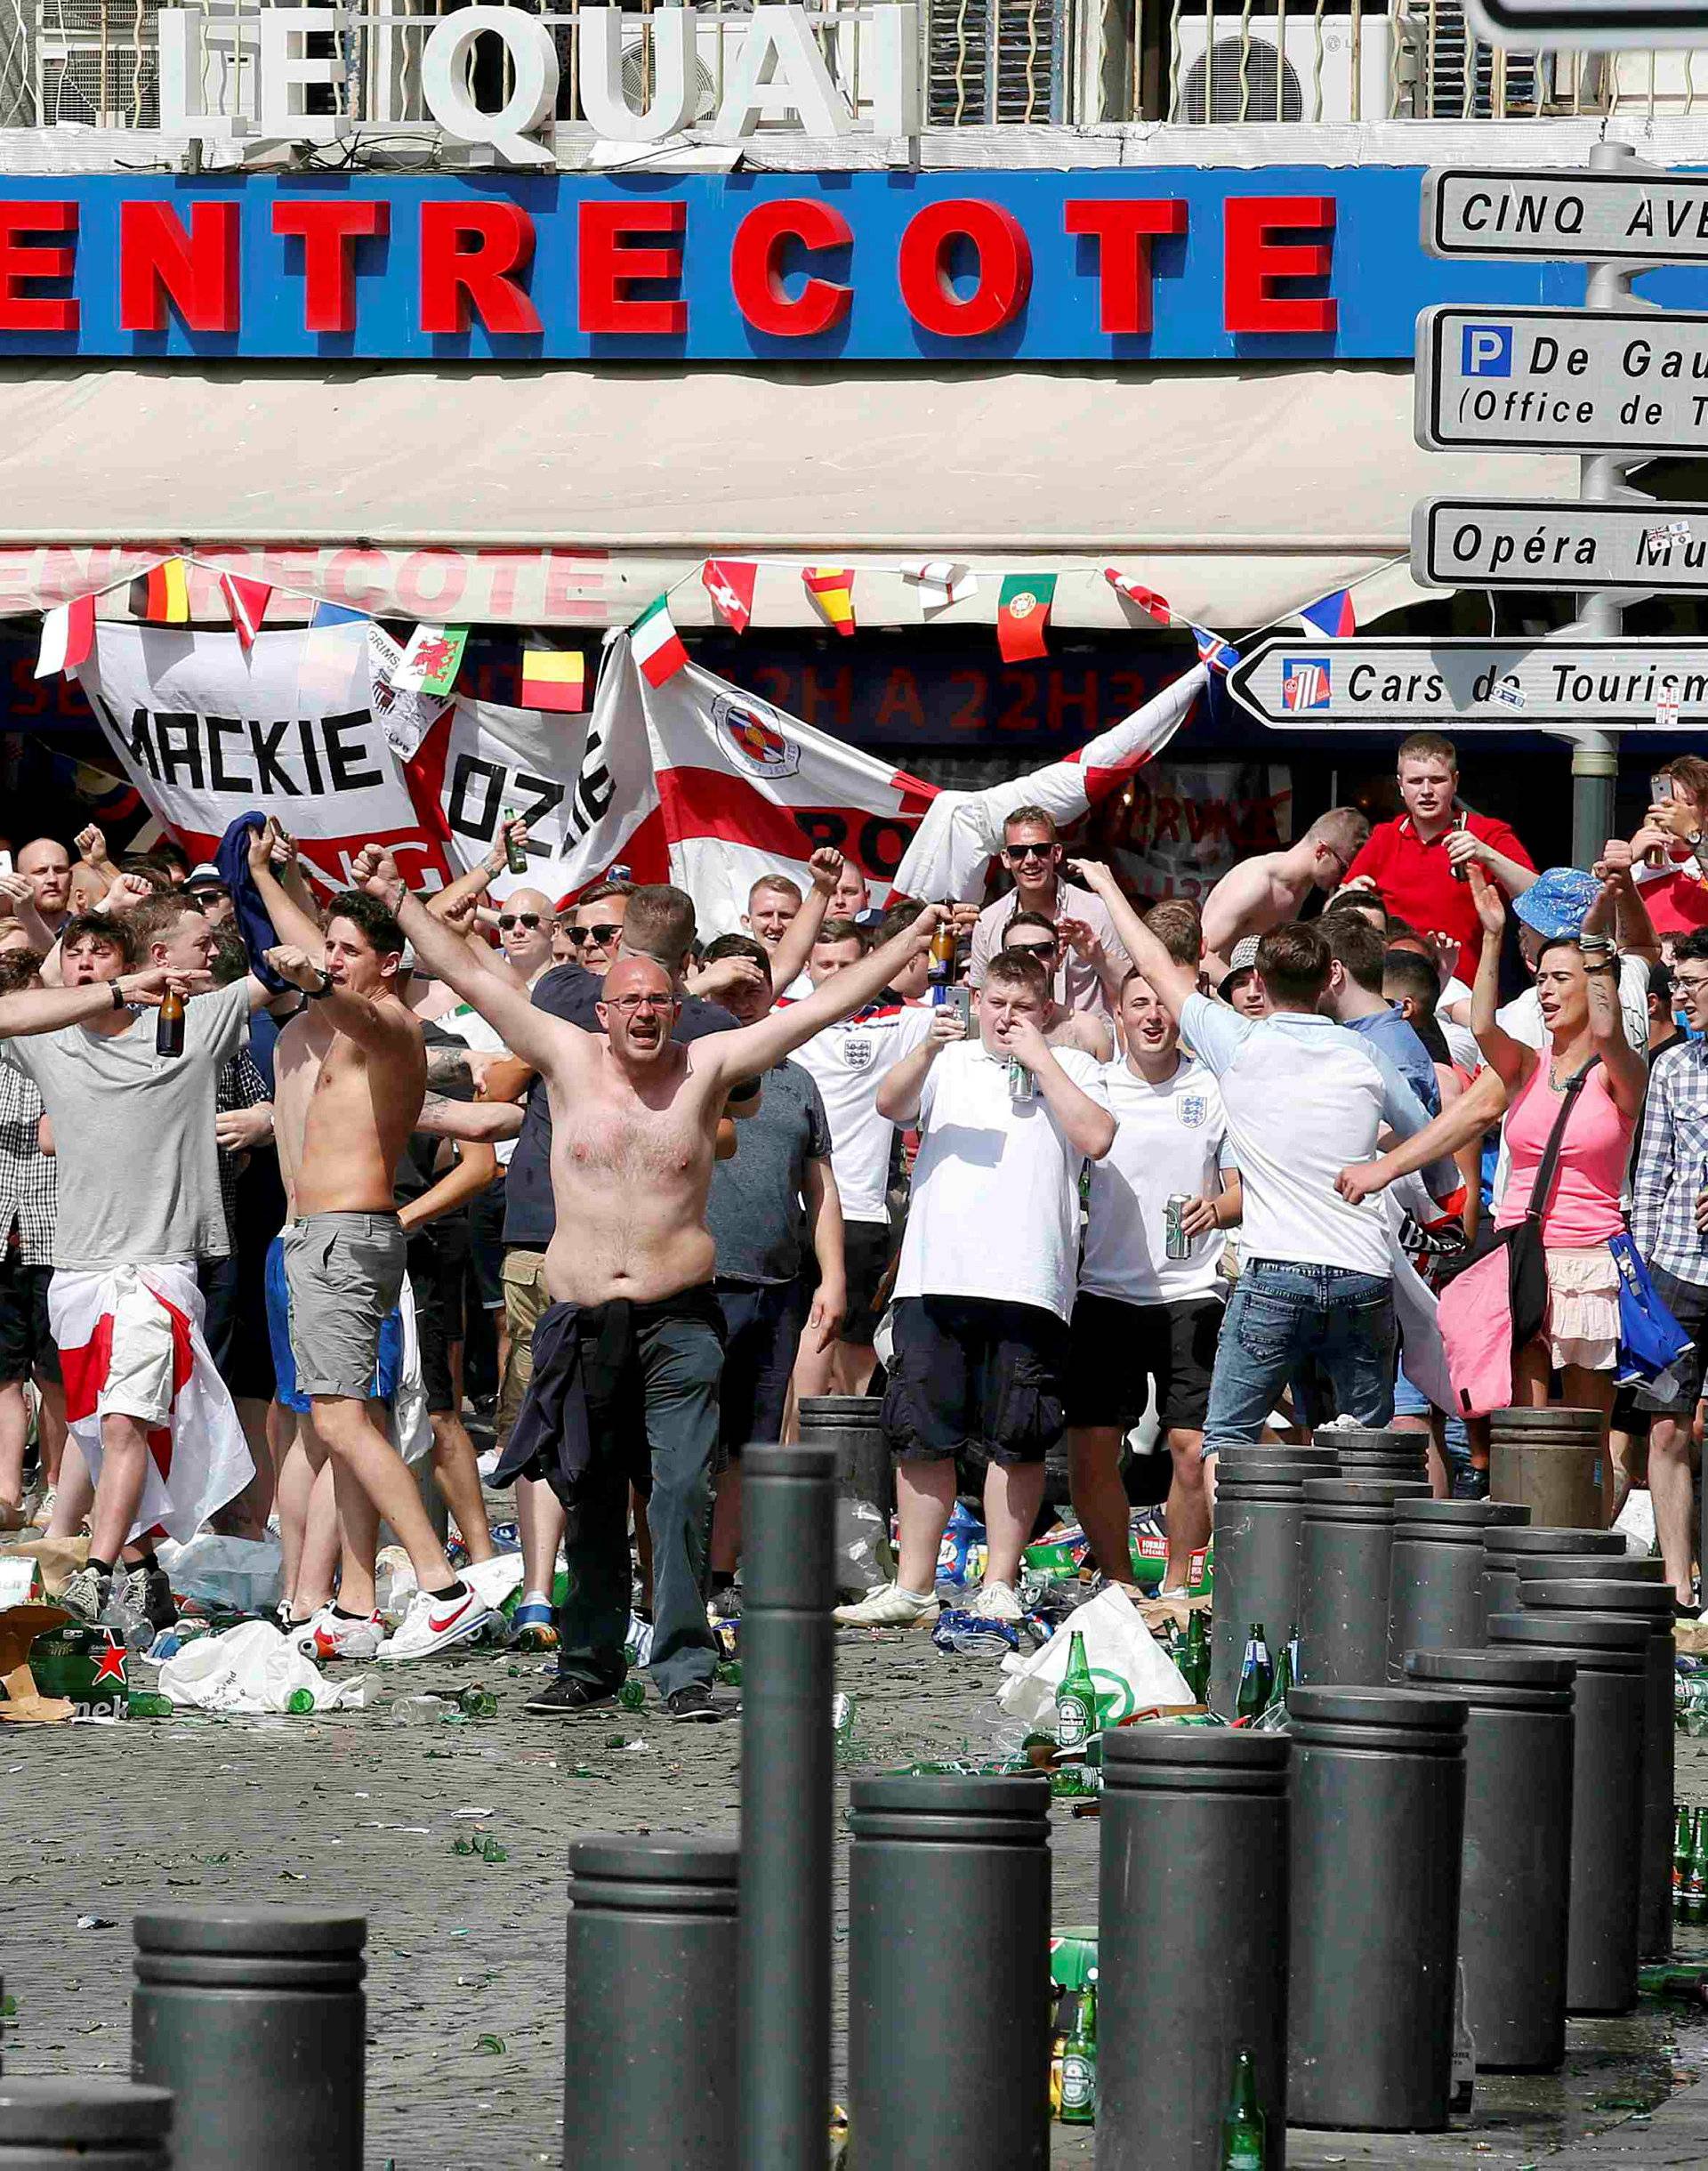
703, 559, 757, 634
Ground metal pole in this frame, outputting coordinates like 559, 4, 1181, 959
739, 1443, 836, 2171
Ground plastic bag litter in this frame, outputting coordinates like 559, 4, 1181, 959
933, 1609, 1052, 1659
1614, 1487, 1657, 1557
834, 1498, 895, 1601
996, 1584, 1192, 1732
157, 1621, 368, 1715
154, 1533, 282, 1614
625, 1614, 655, 1669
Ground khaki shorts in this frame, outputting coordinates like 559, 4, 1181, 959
284, 1211, 407, 1401
497, 1247, 551, 1449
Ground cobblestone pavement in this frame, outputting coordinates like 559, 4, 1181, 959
4, 1620, 1706, 2170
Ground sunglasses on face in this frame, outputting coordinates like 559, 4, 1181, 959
1005, 940, 1058, 959
1003, 843, 1054, 864
606, 992, 676, 1015
498, 912, 544, 931
561, 923, 624, 947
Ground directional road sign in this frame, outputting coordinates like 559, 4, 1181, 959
1423, 166, 1708, 264
1417, 305, 1708, 456
1413, 496, 1708, 593
1227, 636, 1708, 730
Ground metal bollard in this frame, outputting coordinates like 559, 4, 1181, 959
1295, 1480, 1430, 1688
1099, 1730, 1289, 2171
1287, 1688, 1468, 2132
1489, 1612, 1648, 2014
849, 1774, 1051, 2168
1519, 1575, 1676, 1966
1405, 1648, 1576, 2071
740, 1442, 836, 2171
1488, 1407, 1603, 1528
1483, 1523, 1623, 1623
1208, 1458, 1323, 1715
0, 2080, 173, 2169
565, 1837, 739, 2171
1387, 1499, 1492, 1675
131, 1909, 363, 2171
796, 1394, 892, 1518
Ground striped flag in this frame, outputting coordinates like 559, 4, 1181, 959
1299, 587, 1357, 639
803, 566, 856, 637
35, 593, 95, 679
997, 573, 1056, 662
904, 560, 977, 612
1103, 568, 1171, 625
632, 595, 689, 688
130, 558, 190, 625
520, 647, 586, 714
702, 559, 757, 634
219, 574, 271, 651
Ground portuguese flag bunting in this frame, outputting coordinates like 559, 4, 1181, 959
996, 572, 1056, 662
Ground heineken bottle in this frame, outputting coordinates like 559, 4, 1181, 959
1687, 1809, 1708, 1926
1219, 2047, 1265, 2171
1180, 1609, 1210, 1703
1235, 1625, 1274, 1724
1056, 1629, 1098, 1751
1678, 1807, 1694, 1912
1285, 1623, 1301, 1688
502, 808, 528, 876
1265, 1634, 1293, 1719
1058, 1981, 1097, 2126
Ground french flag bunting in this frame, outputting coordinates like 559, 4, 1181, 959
35, 593, 95, 679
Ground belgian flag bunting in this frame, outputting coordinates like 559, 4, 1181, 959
997, 572, 1056, 662
130, 558, 190, 625
520, 647, 586, 714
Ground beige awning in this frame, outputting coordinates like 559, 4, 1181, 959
0, 358, 1576, 627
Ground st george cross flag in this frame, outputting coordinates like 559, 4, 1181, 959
1103, 568, 1172, 625
997, 573, 1056, 662
702, 559, 758, 634
632, 594, 690, 687
893, 666, 1206, 900
219, 574, 272, 651
1298, 587, 1357, 639
35, 593, 95, 679
803, 567, 857, 636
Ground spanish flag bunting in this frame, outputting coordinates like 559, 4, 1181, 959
803, 566, 856, 637
35, 593, 95, 680
129, 558, 190, 625
520, 647, 586, 714
1103, 568, 1171, 625
219, 574, 272, 651
632, 595, 689, 688
996, 572, 1056, 662
702, 559, 757, 634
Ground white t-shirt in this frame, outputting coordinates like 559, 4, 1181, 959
893, 1039, 1108, 1320
1180, 996, 1438, 1280
788, 1001, 934, 1223
1080, 1056, 1233, 1307
438, 1004, 518, 1167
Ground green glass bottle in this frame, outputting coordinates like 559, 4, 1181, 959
1220, 2047, 1266, 2171
1677, 1806, 1694, 1912
1056, 1629, 1098, 1751
1265, 1634, 1293, 1718
1058, 1981, 1097, 2125
285, 1688, 316, 1715
502, 808, 528, 876
126, 1691, 173, 1718
1687, 1808, 1708, 1925
617, 1678, 647, 1711
1235, 1626, 1273, 1724
459, 1687, 499, 1717
1180, 1609, 1210, 1703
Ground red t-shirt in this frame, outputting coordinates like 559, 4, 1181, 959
1341, 810, 1536, 954
1635, 859, 1708, 939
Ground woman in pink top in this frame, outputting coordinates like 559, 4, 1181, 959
1470, 867, 1646, 1514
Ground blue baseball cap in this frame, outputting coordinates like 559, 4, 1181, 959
1511, 867, 1599, 943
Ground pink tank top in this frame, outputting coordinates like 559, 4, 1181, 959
1495, 1061, 1634, 1247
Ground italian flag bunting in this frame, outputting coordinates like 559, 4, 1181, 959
632, 595, 689, 688
997, 573, 1056, 662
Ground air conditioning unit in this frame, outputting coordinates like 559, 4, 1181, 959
1172, 7, 1394, 124
36, 0, 158, 125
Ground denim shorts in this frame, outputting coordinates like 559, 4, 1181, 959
1204, 1258, 1397, 1457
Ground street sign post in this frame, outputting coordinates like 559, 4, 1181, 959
1416, 304, 1708, 457
1227, 635, 1708, 730
1465, 1, 1708, 49
1422, 167, 1708, 263
1412, 496, 1708, 592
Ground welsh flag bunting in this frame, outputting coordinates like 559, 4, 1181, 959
632, 594, 689, 687
392, 624, 470, 698
703, 559, 757, 634
1103, 567, 1171, 625
35, 593, 95, 679
803, 566, 856, 637
996, 573, 1056, 662
219, 574, 272, 651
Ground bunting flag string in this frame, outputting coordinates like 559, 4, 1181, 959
802, 565, 857, 636
520, 647, 587, 714
1297, 586, 1358, 639
219, 574, 272, 652
1104, 567, 1172, 625
35, 593, 95, 680
130, 558, 190, 625
702, 558, 758, 634
904, 560, 978, 613
632, 594, 690, 688
996, 572, 1056, 662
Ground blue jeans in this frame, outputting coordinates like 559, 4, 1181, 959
1204, 1260, 1397, 1456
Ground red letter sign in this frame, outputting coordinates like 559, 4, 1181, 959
273, 199, 389, 335
578, 202, 687, 335
119, 200, 240, 333
729, 198, 851, 338
1223, 196, 1337, 335
1063, 199, 1186, 335
898, 201, 1031, 339
419, 203, 542, 336
0, 202, 78, 334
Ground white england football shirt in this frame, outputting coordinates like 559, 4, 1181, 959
1080, 1056, 1233, 1307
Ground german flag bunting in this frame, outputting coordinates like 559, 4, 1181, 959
129, 558, 190, 625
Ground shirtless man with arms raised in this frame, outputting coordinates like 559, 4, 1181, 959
361, 841, 947, 1721
1199, 809, 1370, 979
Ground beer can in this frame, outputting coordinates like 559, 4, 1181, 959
1008, 1056, 1035, 1101
1164, 1193, 1194, 1260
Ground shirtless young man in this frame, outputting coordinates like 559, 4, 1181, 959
1000, 914, 1114, 1059
1199, 809, 1370, 976
362, 842, 947, 1721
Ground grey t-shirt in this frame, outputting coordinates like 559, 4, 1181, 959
1, 979, 252, 1271
706, 1059, 833, 1285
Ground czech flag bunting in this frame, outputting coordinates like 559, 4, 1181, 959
1299, 587, 1357, 639
520, 648, 586, 714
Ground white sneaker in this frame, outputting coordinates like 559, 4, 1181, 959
475, 1448, 502, 1481
462, 1553, 526, 1614
970, 1579, 1024, 1622
833, 1582, 940, 1628
303, 1608, 385, 1662
378, 1584, 493, 1661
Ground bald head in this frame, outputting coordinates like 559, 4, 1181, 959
597, 951, 679, 1065
496, 884, 556, 978
18, 837, 70, 922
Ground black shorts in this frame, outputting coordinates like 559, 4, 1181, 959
715, 1277, 807, 1457
843, 1219, 897, 1345
883, 1295, 1068, 1467
1636, 1263, 1708, 1417
408, 1221, 471, 1417
0, 1254, 57, 1386
1066, 1290, 1224, 1435
468, 1175, 507, 1312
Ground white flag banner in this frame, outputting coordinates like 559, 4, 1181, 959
893, 665, 1207, 900
77, 623, 447, 892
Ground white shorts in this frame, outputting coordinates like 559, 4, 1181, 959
96, 1272, 182, 1427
